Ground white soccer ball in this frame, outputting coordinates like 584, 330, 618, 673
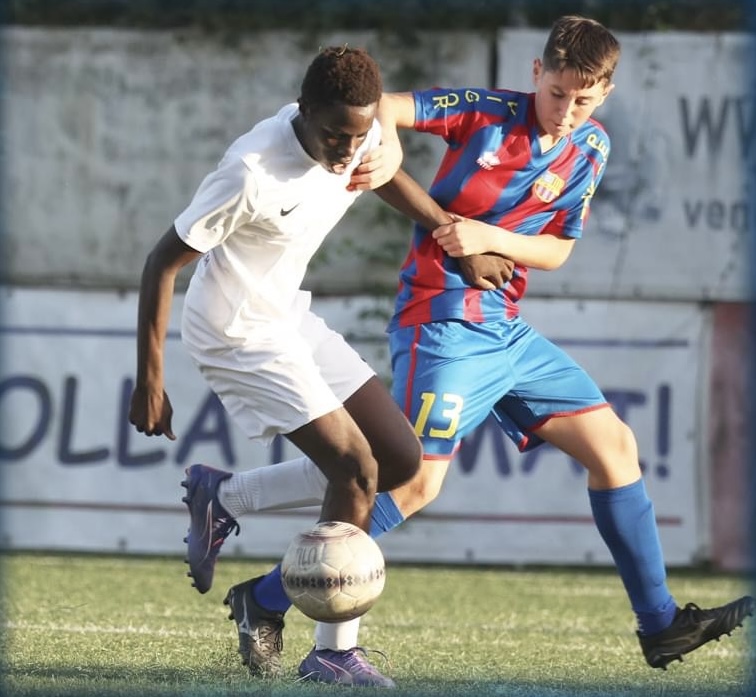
281, 521, 386, 623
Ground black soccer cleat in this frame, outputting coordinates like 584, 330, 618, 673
638, 595, 754, 669
224, 576, 286, 677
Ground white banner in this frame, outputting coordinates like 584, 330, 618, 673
0, 289, 706, 566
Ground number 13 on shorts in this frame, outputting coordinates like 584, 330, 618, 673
413, 391, 464, 439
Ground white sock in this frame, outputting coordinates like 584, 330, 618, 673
314, 617, 362, 651
217, 456, 327, 518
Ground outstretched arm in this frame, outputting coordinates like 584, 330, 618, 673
129, 226, 201, 440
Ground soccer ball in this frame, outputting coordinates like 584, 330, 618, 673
281, 521, 386, 623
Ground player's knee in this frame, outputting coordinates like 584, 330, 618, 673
413, 465, 444, 505
586, 418, 641, 488
614, 419, 638, 462
588, 411, 638, 463
327, 449, 380, 500
393, 459, 446, 517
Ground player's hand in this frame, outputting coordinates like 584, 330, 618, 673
348, 137, 403, 191
432, 215, 499, 257
129, 385, 177, 440
458, 253, 515, 290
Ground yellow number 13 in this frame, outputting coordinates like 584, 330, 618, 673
413, 392, 464, 439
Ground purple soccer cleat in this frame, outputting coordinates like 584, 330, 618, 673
298, 647, 396, 688
181, 464, 239, 593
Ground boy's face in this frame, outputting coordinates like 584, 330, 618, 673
297, 102, 377, 174
532, 59, 613, 139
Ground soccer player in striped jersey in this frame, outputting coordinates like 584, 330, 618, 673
376, 14, 753, 672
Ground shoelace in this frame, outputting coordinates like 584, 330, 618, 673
212, 517, 240, 549
346, 648, 380, 674
295, 646, 393, 685
256, 622, 284, 654
339, 646, 393, 675
678, 603, 709, 623
352, 646, 391, 669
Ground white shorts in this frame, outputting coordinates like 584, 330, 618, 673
182, 310, 375, 446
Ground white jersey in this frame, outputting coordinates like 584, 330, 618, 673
175, 103, 382, 350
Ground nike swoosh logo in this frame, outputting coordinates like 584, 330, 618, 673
280, 204, 299, 216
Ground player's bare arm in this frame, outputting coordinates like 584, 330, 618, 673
374, 168, 449, 231
432, 217, 575, 271
376, 92, 417, 130
129, 226, 202, 440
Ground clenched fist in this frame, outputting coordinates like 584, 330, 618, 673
458, 253, 515, 290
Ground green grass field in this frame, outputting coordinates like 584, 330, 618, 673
0, 553, 752, 696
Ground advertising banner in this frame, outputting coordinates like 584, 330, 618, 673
0, 289, 706, 566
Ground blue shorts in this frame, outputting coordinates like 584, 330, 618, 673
389, 317, 608, 457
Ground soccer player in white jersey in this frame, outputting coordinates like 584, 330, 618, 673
128, 46, 426, 687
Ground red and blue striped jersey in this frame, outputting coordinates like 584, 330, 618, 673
389, 87, 610, 330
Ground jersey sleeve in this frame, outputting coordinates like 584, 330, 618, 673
174, 155, 259, 253
413, 87, 501, 146
542, 126, 611, 239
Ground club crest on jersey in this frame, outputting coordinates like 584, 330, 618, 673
476, 151, 501, 170
532, 171, 565, 203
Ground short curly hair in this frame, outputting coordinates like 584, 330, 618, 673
299, 46, 383, 111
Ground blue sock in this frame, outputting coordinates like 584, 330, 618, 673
253, 492, 406, 613
589, 479, 677, 636
252, 563, 290, 612
369, 491, 406, 536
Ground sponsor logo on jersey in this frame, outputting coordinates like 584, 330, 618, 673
476, 151, 501, 170
532, 171, 565, 203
